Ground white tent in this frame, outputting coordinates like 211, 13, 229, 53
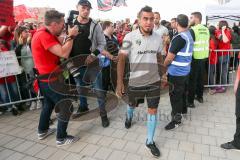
205, 0, 240, 24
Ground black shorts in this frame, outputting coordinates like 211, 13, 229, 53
127, 81, 160, 108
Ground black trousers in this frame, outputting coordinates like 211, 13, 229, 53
234, 83, 240, 148
168, 74, 188, 122
102, 66, 111, 91
188, 59, 206, 104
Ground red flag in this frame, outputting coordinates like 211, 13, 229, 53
14, 5, 38, 22
0, 0, 15, 26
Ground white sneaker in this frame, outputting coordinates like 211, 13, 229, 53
56, 135, 79, 147
36, 101, 42, 109
29, 101, 37, 110
38, 128, 56, 140
7, 107, 12, 112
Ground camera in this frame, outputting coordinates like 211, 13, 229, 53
106, 40, 119, 56
66, 10, 78, 27
66, 60, 80, 78
66, 10, 87, 34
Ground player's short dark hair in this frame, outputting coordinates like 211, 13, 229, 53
137, 6, 153, 18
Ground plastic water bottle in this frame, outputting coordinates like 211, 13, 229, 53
98, 54, 110, 68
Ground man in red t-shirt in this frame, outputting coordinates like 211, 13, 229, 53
220, 66, 240, 150
31, 10, 79, 146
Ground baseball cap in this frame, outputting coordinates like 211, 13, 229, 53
78, 0, 92, 9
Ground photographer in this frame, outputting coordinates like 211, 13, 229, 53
69, 0, 109, 128
31, 10, 79, 146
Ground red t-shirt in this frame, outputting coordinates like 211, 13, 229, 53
117, 32, 125, 46
31, 27, 60, 76
29, 29, 36, 37
0, 47, 16, 84
215, 29, 232, 56
209, 38, 218, 65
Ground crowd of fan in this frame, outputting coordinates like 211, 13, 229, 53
0, 12, 240, 116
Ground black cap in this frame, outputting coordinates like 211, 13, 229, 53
78, 0, 92, 9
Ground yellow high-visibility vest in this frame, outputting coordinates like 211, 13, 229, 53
192, 24, 210, 59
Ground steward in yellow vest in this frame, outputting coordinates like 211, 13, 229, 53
192, 24, 210, 59
188, 12, 210, 108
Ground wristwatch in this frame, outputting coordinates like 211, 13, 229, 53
65, 35, 75, 42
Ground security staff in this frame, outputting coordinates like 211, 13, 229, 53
188, 12, 210, 108
164, 14, 194, 130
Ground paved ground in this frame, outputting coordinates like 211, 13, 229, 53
0, 88, 240, 160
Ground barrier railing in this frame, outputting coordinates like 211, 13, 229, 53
205, 49, 240, 88
0, 55, 43, 108
1, 50, 239, 108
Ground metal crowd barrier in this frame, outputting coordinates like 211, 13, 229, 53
1, 50, 239, 108
0, 54, 75, 108
0, 55, 43, 108
205, 49, 240, 88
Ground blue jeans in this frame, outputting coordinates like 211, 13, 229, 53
38, 81, 72, 141
74, 67, 107, 117
218, 55, 230, 85
0, 81, 19, 109
209, 64, 216, 85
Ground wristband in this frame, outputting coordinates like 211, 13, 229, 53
65, 35, 75, 42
